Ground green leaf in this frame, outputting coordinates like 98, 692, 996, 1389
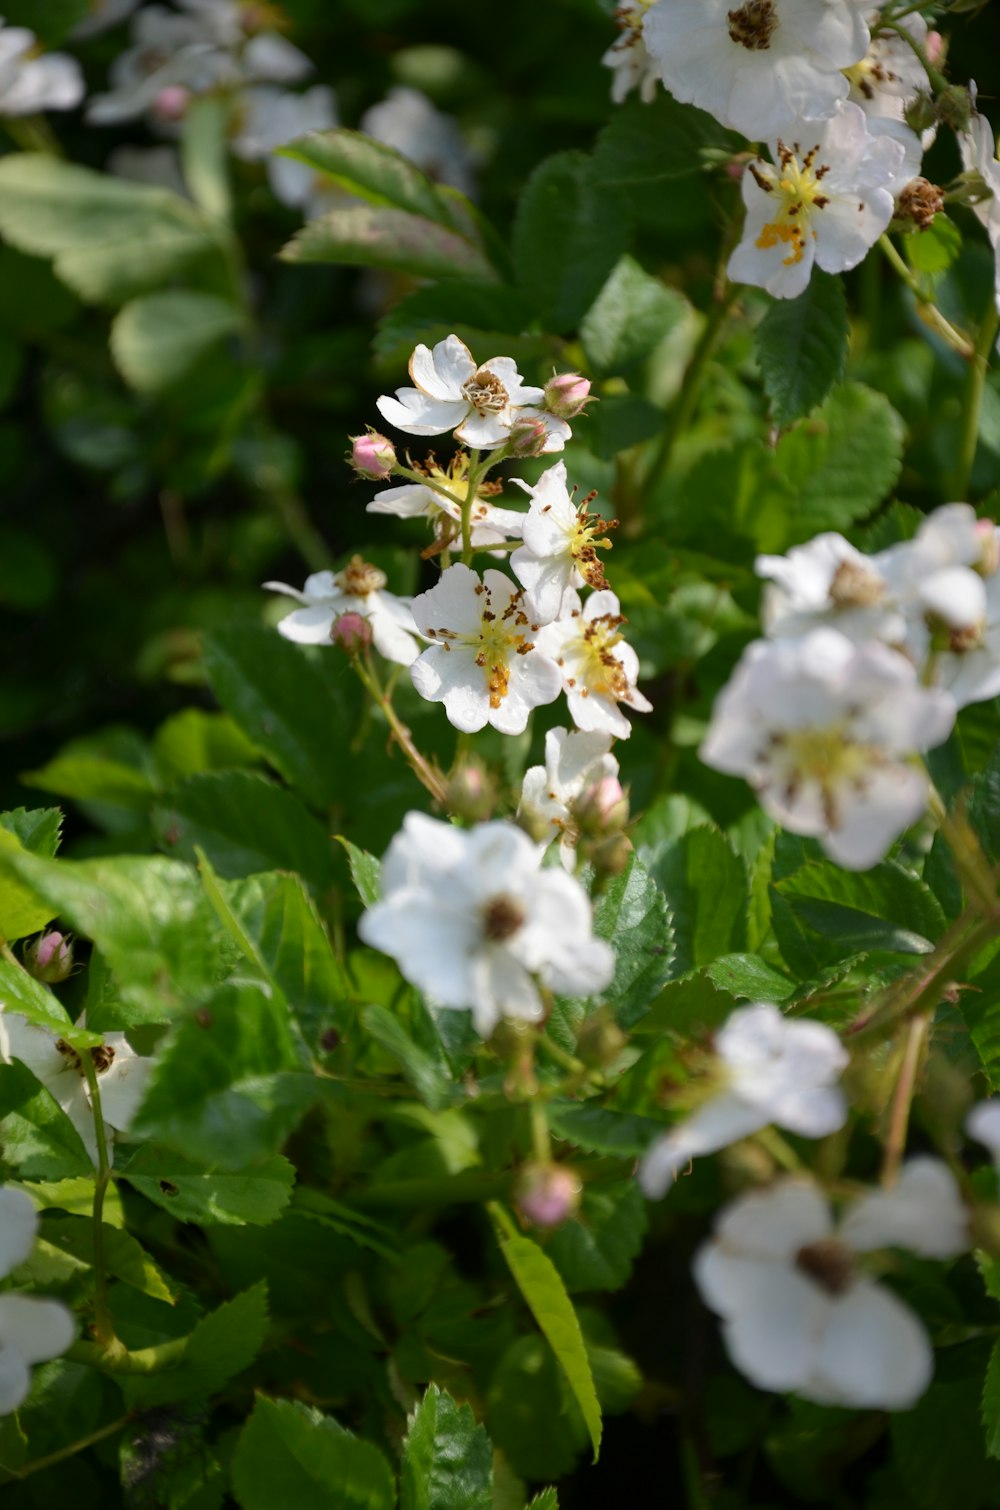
1, 0, 88, 43
152, 709, 260, 784
591, 854, 674, 1028
39, 1215, 175, 1302
118, 1145, 295, 1226
361, 1003, 454, 1111
0, 828, 57, 943
232, 1396, 396, 1510
647, 827, 748, 977
154, 771, 336, 892
892, 1361, 1000, 1510
0, 807, 62, 859
755, 272, 849, 428
545, 1182, 648, 1293
0, 155, 220, 305
0, 963, 73, 1038
487, 1335, 586, 1483
526, 1494, 558, 1510
374, 280, 536, 365
969, 739, 1000, 864
125, 1282, 269, 1409
705, 953, 795, 1002
180, 96, 233, 223
906, 214, 962, 275
770, 383, 906, 546
592, 92, 733, 194
339, 837, 381, 907
281, 128, 457, 228
22, 738, 157, 809
546, 1101, 665, 1157
401, 1384, 493, 1510
984, 1340, 1000, 1458
281, 204, 496, 281
492, 1218, 602, 1461
0, 1060, 93, 1179
581, 255, 687, 377
513, 152, 629, 333
111, 290, 244, 394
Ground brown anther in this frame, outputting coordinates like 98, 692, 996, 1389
482, 894, 526, 942
727, 0, 777, 49
829, 559, 885, 609
461, 368, 509, 415
895, 176, 945, 231
335, 555, 387, 597
795, 1239, 855, 1296
90, 1044, 116, 1074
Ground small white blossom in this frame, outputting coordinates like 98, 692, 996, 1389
965, 1099, 1000, 1166
845, 12, 928, 124
728, 102, 903, 299
639, 1003, 847, 1199
231, 84, 337, 212
376, 335, 569, 453
694, 1165, 966, 1409
0, 26, 83, 116
534, 589, 652, 740
0, 1188, 76, 1415
642, 0, 869, 143
263, 558, 421, 667
409, 564, 562, 735
700, 627, 955, 869
0, 1013, 153, 1167
361, 86, 475, 197
0, 1188, 38, 1279
961, 85, 1000, 321
518, 726, 620, 869
357, 813, 615, 1036
367, 452, 525, 555
602, 0, 659, 105
510, 461, 616, 621
756, 532, 904, 645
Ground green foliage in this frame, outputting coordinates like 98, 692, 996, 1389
400, 1384, 493, 1510
545, 1181, 648, 1293
282, 205, 496, 281
590, 854, 675, 1028
111, 291, 245, 395
581, 255, 688, 377
124, 1283, 270, 1409
647, 826, 748, 977
281, 129, 464, 229
514, 152, 628, 333
755, 272, 849, 427
232, 1396, 396, 1510
118, 1146, 296, 1226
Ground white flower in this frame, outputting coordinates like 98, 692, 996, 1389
642, 0, 869, 142
263, 557, 421, 667
694, 1166, 966, 1409
639, 1003, 847, 1198
72, 0, 143, 39
510, 461, 616, 621
518, 726, 620, 869
0, 1013, 153, 1167
361, 86, 475, 197
845, 12, 928, 123
367, 452, 526, 555
376, 335, 569, 453
700, 627, 955, 869
728, 102, 903, 299
0, 26, 83, 116
0, 1293, 76, 1416
533, 589, 652, 740
357, 813, 615, 1036
409, 564, 562, 735
960, 85, 1000, 320
0, 1187, 38, 1279
602, 0, 659, 105
756, 532, 904, 645
231, 84, 337, 212
967, 1099, 1000, 1166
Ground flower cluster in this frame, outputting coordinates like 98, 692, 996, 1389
701, 503, 1000, 869
0, 1187, 75, 1415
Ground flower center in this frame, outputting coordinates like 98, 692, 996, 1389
613, 0, 652, 37
727, 0, 778, 50
571, 495, 618, 591
461, 369, 509, 416
578, 613, 630, 700
336, 555, 387, 597
751, 142, 831, 268
844, 49, 896, 101
829, 560, 886, 609
428, 579, 536, 709
771, 724, 879, 828
55, 1040, 116, 1077
795, 1238, 855, 1296
482, 893, 526, 942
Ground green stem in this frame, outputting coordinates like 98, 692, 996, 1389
8, 1415, 132, 1480
951, 301, 1000, 500
644, 283, 740, 496
882, 1013, 929, 1186
67, 1335, 189, 1374
529, 1098, 552, 1165
461, 448, 481, 566
80, 1056, 117, 1352
878, 235, 975, 359
881, 19, 947, 93
353, 652, 449, 806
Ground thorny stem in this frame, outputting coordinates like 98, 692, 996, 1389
951, 300, 1000, 501
7, 1414, 132, 1480
81, 1055, 121, 1355
883, 1013, 930, 1186
353, 651, 449, 806
878, 234, 975, 358
461, 447, 482, 566
849, 909, 996, 1040
643, 283, 740, 499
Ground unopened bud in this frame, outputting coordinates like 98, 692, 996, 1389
446, 760, 496, 823
153, 85, 191, 123
976, 521, 1000, 578
925, 30, 944, 66
515, 1163, 581, 1229
574, 774, 629, 839
894, 177, 944, 232
575, 1009, 627, 1070
349, 430, 397, 481
330, 611, 372, 653
588, 831, 632, 882
935, 84, 973, 133
905, 91, 937, 136
505, 417, 549, 458
544, 372, 594, 420
24, 931, 73, 985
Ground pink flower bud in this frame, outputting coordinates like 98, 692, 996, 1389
505, 416, 549, 458
349, 430, 397, 481
330, 612, 372, 653
975, 520, 1000, 578
544, 372, 593, 420
925, 30, 944, 66
25, 931, 73, 984
153, 85, 191, 123
516, 1164, 581, 1230
574, 774, 629, 837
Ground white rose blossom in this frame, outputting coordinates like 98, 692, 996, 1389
264, 558, 421, 668
728, 101, 904, 299
0, 25, 83, 116
534, 588, 652, 740
376, 335, 570, 453
694, 1163, 967, 1410
639, 1003, 848, 1199
642, 0, 869, 143
960, 85, 1000, 320
361, 87, 476, 198
602, 0, 659, 106
0, 1188, 75, 1416
845, 12, 928, 124
357, 813, 615, 1036
756, 532, 904, 645
700, 627, 955, 869
966, 1100, 1000, 1167
409, 564, 562, 735
231, 84, 338, 213
0, 1013, 153, 1167
518, 726, 621, 869
510, 461, 617, 622
367, 452, 526, 555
